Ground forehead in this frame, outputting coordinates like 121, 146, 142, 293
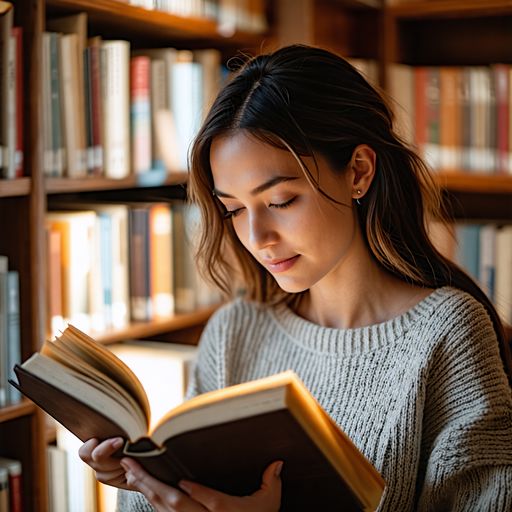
210, 133, 304, 190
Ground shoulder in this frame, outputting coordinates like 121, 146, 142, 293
417, 286, 496, 342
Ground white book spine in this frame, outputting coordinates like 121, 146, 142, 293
102, 41, 131, 179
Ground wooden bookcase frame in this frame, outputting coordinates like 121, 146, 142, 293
1, 1, 512, 511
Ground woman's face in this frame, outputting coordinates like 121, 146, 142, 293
210, 133, 359, 294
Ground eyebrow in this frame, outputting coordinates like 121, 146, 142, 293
214, 176, 299, 199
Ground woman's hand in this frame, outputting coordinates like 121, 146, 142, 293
79, 437, 130, 490
120, 457, 283, 512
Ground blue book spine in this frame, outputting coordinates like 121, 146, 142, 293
100, 214, 113, 327
463, 224, 482, 281
0, 273, 8, 406
6, 271, 21, 404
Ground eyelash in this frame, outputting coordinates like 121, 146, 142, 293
224, 197, 297, 219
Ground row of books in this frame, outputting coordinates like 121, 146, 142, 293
41, 11, 223, 179
45, 202, 221, 339
47, 340, 198, 512
430, 222, 512, 325
0, 256, 21, 407
126, 0, 268, 35
0, 3, 23, 179
0, 458, 22, 512
388, 64, 512, 174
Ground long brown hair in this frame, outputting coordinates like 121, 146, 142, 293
188, 44, 512, 384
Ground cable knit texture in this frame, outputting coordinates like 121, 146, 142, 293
117, 286, 512, 512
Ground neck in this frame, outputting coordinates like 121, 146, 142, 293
296, 229, 434, 330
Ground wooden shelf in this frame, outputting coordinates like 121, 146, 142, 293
0, 400, 37, 423
92, 305, 219, 345
388, 0, 512, 19
45, 0, 267, 46
0, 177, 31, 198
434, 173, 512, 194
45, 171, 188, 194
333, 0, 383, 9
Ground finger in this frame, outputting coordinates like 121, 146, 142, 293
178, 480, 244, 512
89, 437, 125, 471
78, 438, 100, 465
250, 461, 283, 509
121, 458, 206, 512
94, 467, 128, 488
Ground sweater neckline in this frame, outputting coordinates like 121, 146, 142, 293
270, 286, 453, 355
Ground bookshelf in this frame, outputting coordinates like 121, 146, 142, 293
0, 1, 270, 512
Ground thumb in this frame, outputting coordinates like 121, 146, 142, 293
252, 460, 283, 501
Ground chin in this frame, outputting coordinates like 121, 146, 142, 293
273, 276, 312, 295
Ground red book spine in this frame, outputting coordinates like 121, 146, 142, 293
12, 27, 23, 178
9, 472, 22, 512
494, 64, 509, 175
415, 67, 428, 152
89, 45, 103, 176
130, 56, 151, 173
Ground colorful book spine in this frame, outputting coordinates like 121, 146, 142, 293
130, 56, 152, 174
84, 47, 94, 175
0, 458, 22, 512
0, 467, 8, 512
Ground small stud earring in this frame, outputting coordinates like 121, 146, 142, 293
356, 190, 361, 205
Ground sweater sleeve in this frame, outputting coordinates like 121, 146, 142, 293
416, 297, 512, 512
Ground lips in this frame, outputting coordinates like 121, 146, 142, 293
263, 255, 300, 273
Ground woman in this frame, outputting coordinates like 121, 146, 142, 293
80, 45, 512, 512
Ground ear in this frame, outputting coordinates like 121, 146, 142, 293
348, 144, 376, 201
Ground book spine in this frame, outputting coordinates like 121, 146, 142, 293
6, 271, 21, 404
414, 66, 428, 162
0, 5, 13, 178
0, 468, 8, 512
50, 33, 64, 177
130, 209, 152, 321
439, 67, 459, 171
84, 47, 94, 175
102, 41, 131, 179
100, 214, 113, 327
494, 64, 509, 175
60, 35, 77, 178
495, 226, 512, 326
8, 471, 22, 512
0, 271, 8, 406
11, 27, 22, 177
425, 67, 440, 170
49, 229, 64, 338
6, 35, 15, 179
459, 67, 471, 171
479, 224, 496, 301
130, 56, 152, 174
487, 68, 497, 173
89, 44, 103, 176
150, 59, 166, 168
149, 204, 174, 318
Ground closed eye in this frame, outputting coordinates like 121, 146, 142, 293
224, 197, 297, 220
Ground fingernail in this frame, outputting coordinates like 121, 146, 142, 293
178, 481, 193, 494
275, 461, 283, 477
112, 438, 124, 449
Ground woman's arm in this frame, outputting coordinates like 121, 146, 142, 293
416, 302, 512, 512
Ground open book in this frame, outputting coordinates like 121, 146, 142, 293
10, 325, 385, 512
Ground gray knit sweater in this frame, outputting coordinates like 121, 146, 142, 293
117, 286, 512, 512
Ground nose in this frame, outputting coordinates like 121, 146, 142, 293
248, 210, 278, 251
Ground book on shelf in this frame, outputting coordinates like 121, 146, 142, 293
0, 467, 7, 512
0, 1, 14, 180
11, 324, 385, 512
428, 220, 512, 327
0, 459, 22, 512
11, 26, 22, 177
388, 63, 512, 175
46, 445, 68, 512
0, 257, 21, 405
